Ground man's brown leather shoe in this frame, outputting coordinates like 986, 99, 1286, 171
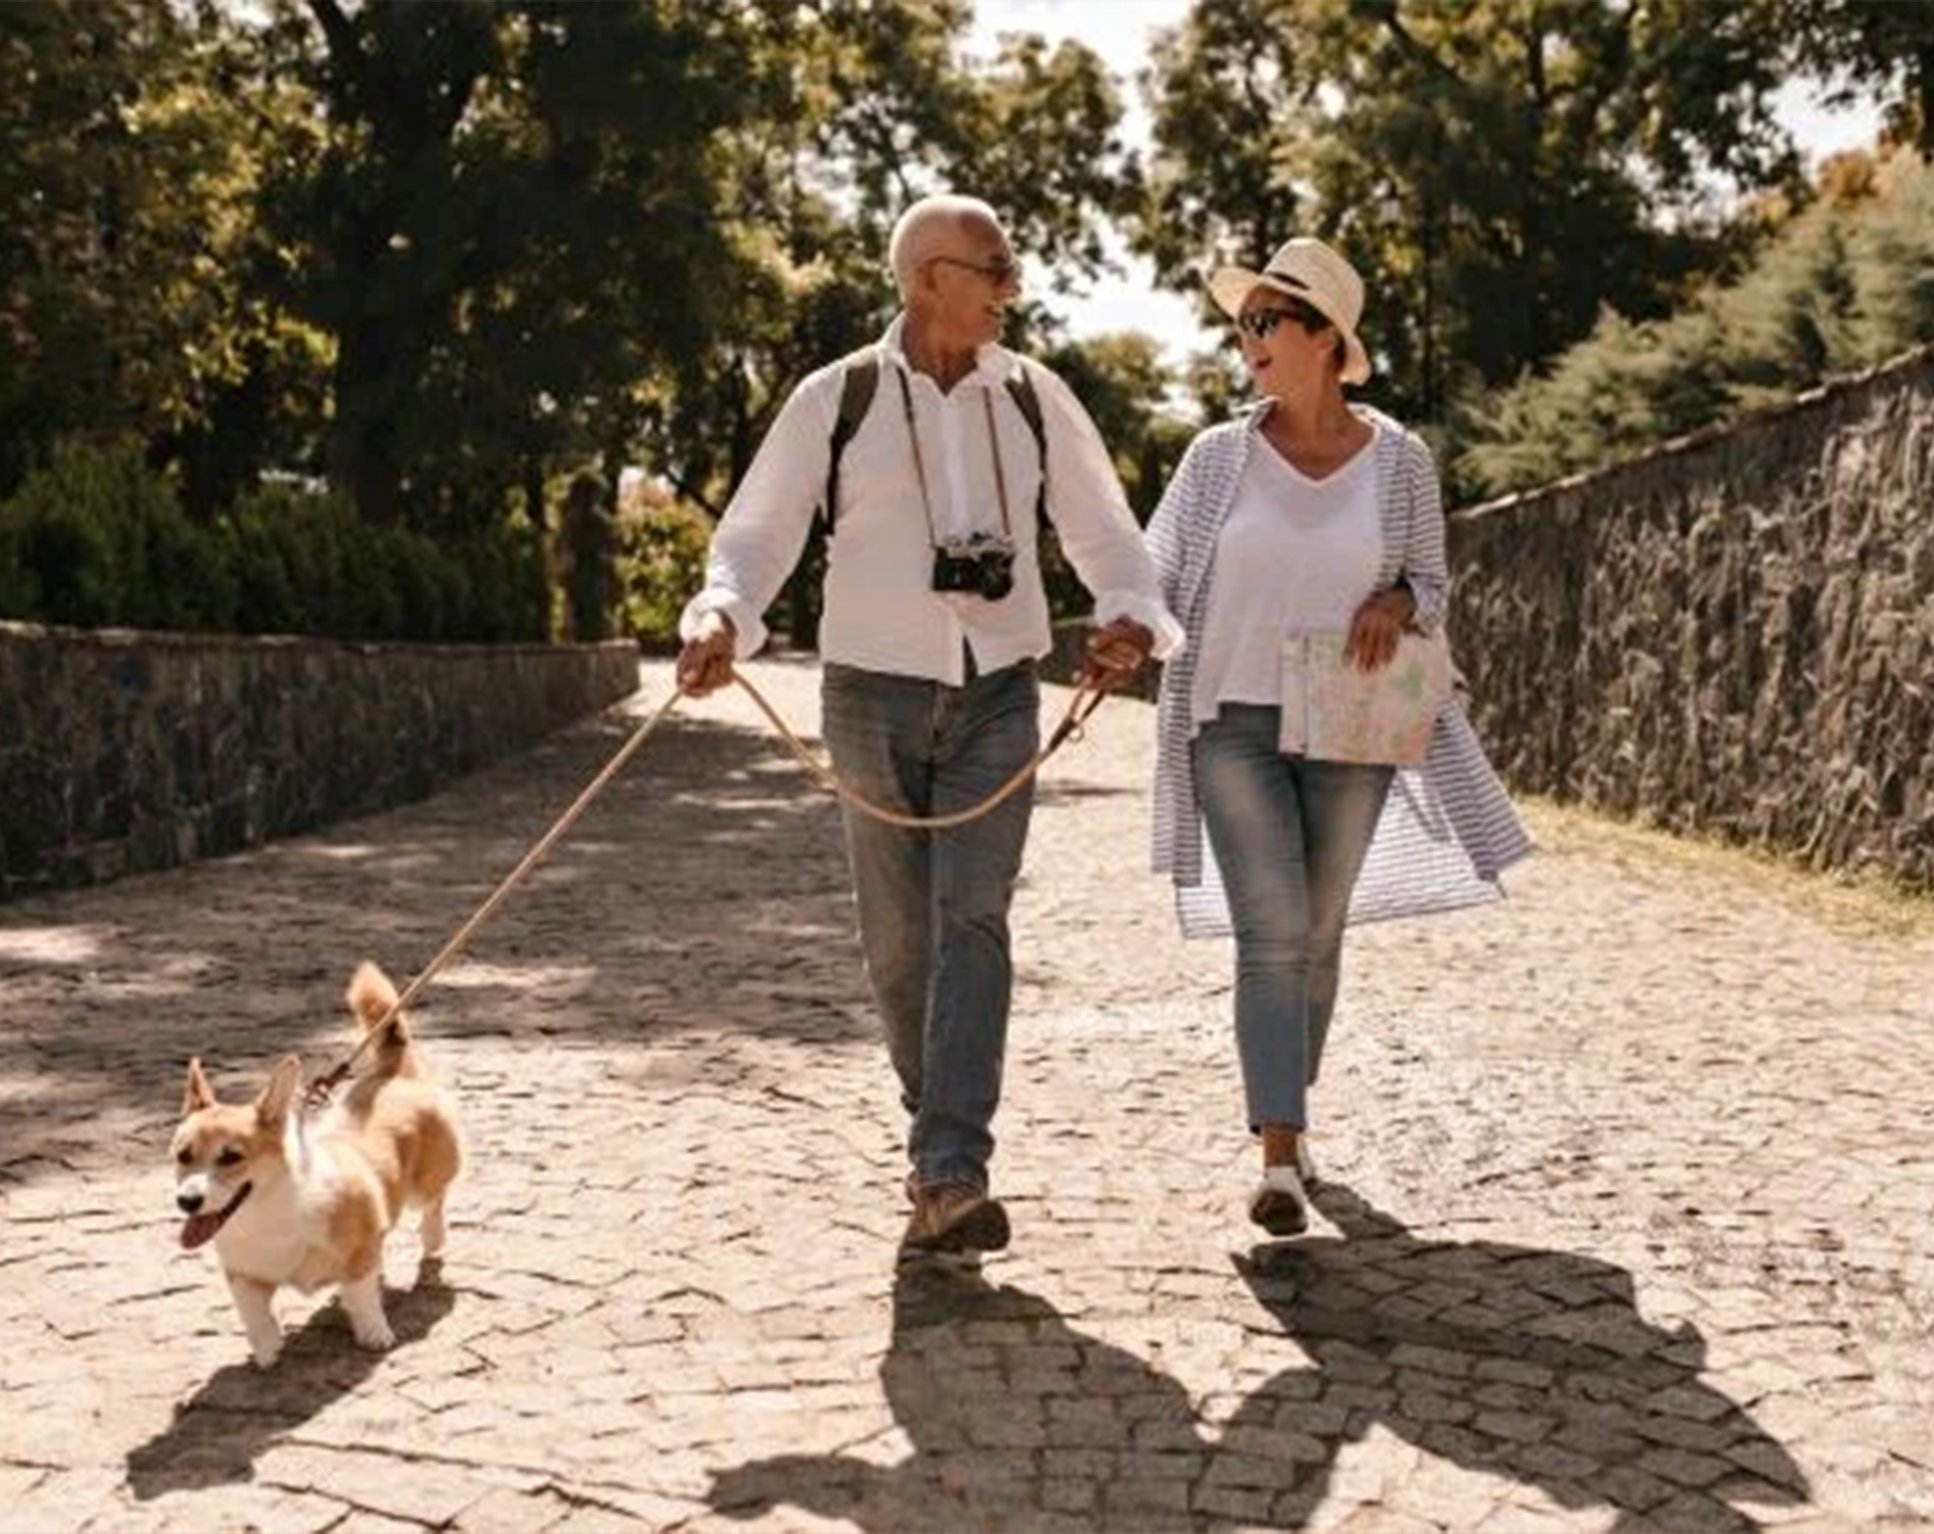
900, 1181, 1010, 1255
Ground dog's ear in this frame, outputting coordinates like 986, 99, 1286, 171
254, 1055, 304, 1128
183, 1058, 216, 1117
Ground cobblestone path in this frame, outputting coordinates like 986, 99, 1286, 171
2, 657, 1930, 1533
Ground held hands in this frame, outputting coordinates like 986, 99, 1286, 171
1084, 616, 1155, 685
675, 610, 738, 697
1343, 586, 1416, 673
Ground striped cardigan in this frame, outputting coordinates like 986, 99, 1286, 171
1145, 403, 1532, 939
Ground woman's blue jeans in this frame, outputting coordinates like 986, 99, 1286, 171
821, 658, 1039, 1193
1191, 704, 1394, 1131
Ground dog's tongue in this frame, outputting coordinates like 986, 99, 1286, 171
180, 1211, 224, 1250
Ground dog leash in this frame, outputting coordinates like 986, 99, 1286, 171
304, 664, 1121, 1109
734, 666, 1117, 830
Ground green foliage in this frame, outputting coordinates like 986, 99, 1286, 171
643, 4, 1142, 516
6, 0, 1915, 647
0, 0, 305, 498
1139, 0, 1805, 425
617, 502, 711, 645
0, 442, 235, 631
0, 444, 544, 641
1458, 151, 1934, 497
1038, 332, 1195, 519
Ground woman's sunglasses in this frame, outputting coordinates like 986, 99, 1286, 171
1235, 301, 1327, 339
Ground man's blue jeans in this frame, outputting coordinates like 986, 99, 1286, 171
1191, 704, 1394, 1131
821, 658, 1039, 1193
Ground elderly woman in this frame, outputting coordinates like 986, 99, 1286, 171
1145, 236, 1530, 1236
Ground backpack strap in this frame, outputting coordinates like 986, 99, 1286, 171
822, 349, 881, 533
1003, 361, 1049, 528
825, 349, 1051, 532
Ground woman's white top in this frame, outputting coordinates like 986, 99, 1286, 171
1144, 402, 1533, 937
1189, 424, 1382, 724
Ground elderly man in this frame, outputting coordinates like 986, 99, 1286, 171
677, 194, 1181, 1258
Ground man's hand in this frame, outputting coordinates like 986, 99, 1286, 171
1343, 585, 1416, 673
676, 610, 738, 696
1084, 616, 1154, 684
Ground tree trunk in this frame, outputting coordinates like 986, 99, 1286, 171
1918, 42, 1933, 162
330, 328, 402, 524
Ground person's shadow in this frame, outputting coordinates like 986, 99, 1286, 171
125, 1258, 458, 1500
707, 1191, 1810, 1532
708, 1256, 1214, 1532
1224, 1182, 1810, 1532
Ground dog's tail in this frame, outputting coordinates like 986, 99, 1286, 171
346, 962, 416, 1074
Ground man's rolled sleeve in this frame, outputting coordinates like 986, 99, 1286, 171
678, 586, 768, 659
1091, 590, 1186, 661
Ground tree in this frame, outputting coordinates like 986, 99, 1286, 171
1782, 0, 1934, 161
0, 0, 273, 497
1036, 331, 1194, 519
1455, 147, 1934, 497
233, 0, 752, 530
1138, 0, 1804, 425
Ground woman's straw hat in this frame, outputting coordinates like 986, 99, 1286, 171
1208, 235, 1371, 384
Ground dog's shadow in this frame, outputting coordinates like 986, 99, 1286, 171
125, 1259, 457, 1500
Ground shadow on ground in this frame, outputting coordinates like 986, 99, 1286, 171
0, 698, 872, 1169
705, 1185, 1809, 1532
124, 1260, 458, 1499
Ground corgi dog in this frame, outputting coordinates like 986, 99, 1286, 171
171, 962, 462, 1367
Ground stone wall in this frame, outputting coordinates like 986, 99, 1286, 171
0, 625, 639, 900
1450, 344, 1934, 888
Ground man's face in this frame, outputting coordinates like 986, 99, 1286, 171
920, 217, 1022, 349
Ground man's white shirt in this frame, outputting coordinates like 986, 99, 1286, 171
680, 315, 1183, 685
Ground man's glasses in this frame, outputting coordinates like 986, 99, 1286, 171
931, 253, 1021, 285
1235, 301, 1326, 339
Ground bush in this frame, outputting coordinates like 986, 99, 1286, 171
0, 514, 36, 617
618, 503, 711, 643
1457, 150, 1934, 498
0, 441, 548, 643
0, 441, 234, 630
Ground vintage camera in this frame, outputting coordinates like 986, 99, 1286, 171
931, 531, 1016, 601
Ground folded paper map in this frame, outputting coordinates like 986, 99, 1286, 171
1279, 630, 1453, 767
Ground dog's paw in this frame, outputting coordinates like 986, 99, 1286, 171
249, 1335, 284, 1369
351, 1317, 396, 1352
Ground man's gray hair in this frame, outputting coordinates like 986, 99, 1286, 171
888, 194, 1005, 299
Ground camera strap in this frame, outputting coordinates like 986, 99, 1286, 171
894, 367, 1014, 546
822, 349, 1048, 535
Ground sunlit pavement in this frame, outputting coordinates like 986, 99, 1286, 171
2, 656, 1930, 1533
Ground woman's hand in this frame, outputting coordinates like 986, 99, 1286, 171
1343, 586, 1416, 672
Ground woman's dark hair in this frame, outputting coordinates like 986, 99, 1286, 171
1279, 295, 1349, 371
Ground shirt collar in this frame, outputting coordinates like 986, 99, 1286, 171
880, 313, 1021, 390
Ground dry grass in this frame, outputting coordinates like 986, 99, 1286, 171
1519, 795, 1934, 941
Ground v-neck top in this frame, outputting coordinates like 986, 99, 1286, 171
1189, 422, 1382, 723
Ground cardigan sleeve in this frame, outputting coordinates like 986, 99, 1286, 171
1142, 434, 1203, 614
1399, 432, 1451, 635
